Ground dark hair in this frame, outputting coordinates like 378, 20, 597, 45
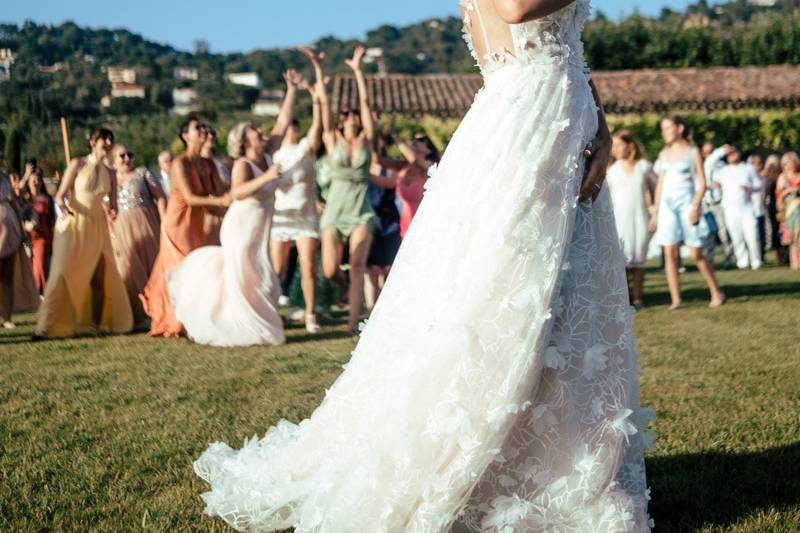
290, 118, 300, 128
663, 114, 691, 140
612, 129, 645, 161
26, 156, 38, 167
87, 127, 114, 150
178, 116, 201, 147
414, 134, 440, 164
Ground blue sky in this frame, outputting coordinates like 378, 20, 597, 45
4, 1, 697, 53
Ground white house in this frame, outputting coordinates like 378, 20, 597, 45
174, 67, 199, 81
106, 66, 137, 84
226, 72, 261, 88
172, 87, 200, 115
252, 89, 285, 116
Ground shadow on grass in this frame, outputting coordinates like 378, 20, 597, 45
648, 442, 800, 532
643, 274, 800, 307
288, 330, 356, 344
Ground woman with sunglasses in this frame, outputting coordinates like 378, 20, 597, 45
140, 117, 231, 338
110, 144, 166, 330
317, 45, 376, 334
34, 128, 133, 338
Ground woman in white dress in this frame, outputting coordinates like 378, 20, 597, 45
269, 48, 325, 334
607, 130, 656, 309
194, 1, 652, 530
167, 122, 286, 347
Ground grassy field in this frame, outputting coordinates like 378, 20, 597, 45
1, 264, 799, 532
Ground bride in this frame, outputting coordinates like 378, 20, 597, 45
167, 122, 286, 347
194, 0, 653, 530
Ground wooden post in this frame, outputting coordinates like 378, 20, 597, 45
59, 116, 71, 163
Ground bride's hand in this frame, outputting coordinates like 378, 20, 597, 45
579, 134, 611, 203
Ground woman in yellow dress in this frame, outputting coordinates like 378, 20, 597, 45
34, 128, 133, 339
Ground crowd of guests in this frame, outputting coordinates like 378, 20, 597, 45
606, 114, 800, 310
0, 46, 438, 345
1, 53, 798, 341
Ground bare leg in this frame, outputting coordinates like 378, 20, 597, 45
347, 224, 373, 332
663, 245, 682, 308
296, 237, 319, 317
90, 256, 106, 328
270, 239, 292, 279
791, 243, 800, 271
689, 246, 725, 304
321, 228, 343, 280
364, 266, 380, 312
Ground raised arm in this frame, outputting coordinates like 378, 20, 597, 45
492, 0, 577, 24
345, 45, 375, 142
301, 48, 329, 155
265, 69, 303, 155
172, 158, 230, 208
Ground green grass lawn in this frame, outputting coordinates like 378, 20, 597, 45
1, 263, 799, 532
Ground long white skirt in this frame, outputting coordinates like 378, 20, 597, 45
168, 195, 284, 347
194, 63, 652, 532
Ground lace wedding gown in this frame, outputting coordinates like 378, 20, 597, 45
167, 160, 285, 347
194, 1, 653, 530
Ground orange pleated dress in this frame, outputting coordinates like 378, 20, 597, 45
140, 157, 213, 337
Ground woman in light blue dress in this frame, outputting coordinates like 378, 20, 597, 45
650, 115, 725, 309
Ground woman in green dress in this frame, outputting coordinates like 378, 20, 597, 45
317, 46, 376, 333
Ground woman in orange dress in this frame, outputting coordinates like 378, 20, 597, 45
34, 128, 133, 338
140, 117, 231, 337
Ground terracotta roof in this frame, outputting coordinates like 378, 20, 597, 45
333, 65, 800, 116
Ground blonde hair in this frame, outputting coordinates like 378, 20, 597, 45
781, 151, 800, 173
227, 122, 251, 158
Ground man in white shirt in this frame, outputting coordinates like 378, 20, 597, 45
702, 142, 734, 267
156, 150, 173, 200
710, 146, 763, 270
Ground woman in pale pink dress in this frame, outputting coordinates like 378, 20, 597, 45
111, 144, 166, 329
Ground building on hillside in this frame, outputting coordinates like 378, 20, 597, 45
226, 72, 261, 88
38, 63, 64, 74
111, 82, 146, 99
332, 65, 800, 117
174, 67, 199, 81
364, 48, 387, 76
0, 48, 16, 82
106, 66, 137, 84
252, 89, 285, 116
172, 87, 200, 115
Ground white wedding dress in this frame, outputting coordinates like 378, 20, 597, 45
194, 1, 653, 530
168, 160, 285, 347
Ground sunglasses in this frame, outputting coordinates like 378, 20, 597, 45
118, 151, 134, 159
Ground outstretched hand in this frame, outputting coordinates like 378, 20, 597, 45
345, 45, 366, 72
579, 134, 611, 203
283, 69, 306, 88
299, 47, 326, 67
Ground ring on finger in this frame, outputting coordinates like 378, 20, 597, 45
593, 183, 602, 191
